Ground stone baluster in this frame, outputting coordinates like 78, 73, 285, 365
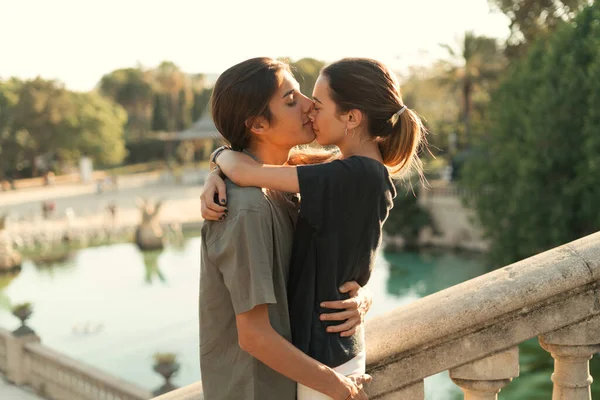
377, 380, 424, 400
539, 315, 600, 400
450, 347, 519, 400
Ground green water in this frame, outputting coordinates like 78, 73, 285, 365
0, 238, 597, 398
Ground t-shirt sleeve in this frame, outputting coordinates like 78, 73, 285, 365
296, 158, 363, 229
207, 207, 276, 315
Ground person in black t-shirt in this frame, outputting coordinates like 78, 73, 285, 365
207, 58, 428, 400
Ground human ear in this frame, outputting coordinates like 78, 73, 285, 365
246, 116, 270, 136
347, 109, 363, 130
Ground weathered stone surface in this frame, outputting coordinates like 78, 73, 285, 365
366, 284, 599, 397
366, 232, 600, 369
451, 378, 512, 400
376, 381, 424, 400
153, 382, 204, 400
541, 312, 600, 345
539, 339, 600, 400
450, 347, 519, 380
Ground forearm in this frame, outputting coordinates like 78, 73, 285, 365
241, 324, 347, 399
216, 150, 301, 192
286, 149, 339, 166
228, 163, 300, 193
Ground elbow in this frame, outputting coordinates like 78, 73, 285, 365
238, 328, 265, 355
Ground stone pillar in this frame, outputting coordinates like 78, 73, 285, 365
5, 333, 41, 385
539, 315, 600, 400
378, 380, 424, 400
450, 347, 519, 400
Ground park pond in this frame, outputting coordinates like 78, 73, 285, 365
0, 235, 598, 399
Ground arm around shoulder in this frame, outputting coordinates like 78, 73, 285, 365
216, 150, 300, 193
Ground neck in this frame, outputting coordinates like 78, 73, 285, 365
337, 129, 383, 162
247, 141, 291, 165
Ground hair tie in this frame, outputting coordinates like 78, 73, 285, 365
394, 105, 407, 117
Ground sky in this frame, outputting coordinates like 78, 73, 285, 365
0, 0, 511, 92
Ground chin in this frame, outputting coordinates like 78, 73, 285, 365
300, 132, 316, 145
315, 136, 332, 147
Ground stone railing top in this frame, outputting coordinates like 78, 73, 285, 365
366, 231, 600, 367
153, 381, 203, 400
25, 341, 151, 399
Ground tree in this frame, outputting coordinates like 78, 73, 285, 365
65, 92, 128, 166
191, 88, 212, 121
7, 78, 76, 176
98, 68, 154, 140
151, 61, 192, 132
438, 32, 505, 145
489, 0, 590, 58
383, 184, 432, 250
289, 58, 326, 96
400, 65, 461, 154
0, 79, 20, 176
0, 78, 127, 176
462, 2, 600, 267
189, 74, 211, 121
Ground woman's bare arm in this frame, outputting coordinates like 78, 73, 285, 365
216, 150, 300, 193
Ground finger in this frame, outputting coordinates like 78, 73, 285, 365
325, 318, 357, 334
356, 374, 372, 385
202, 208, 224, 221
201, 203, 225, 221
320, 298, 359, 310
320, 310, 354, 322
215, 179, 227, 206
340, 326, 357, 337
339, 281, 361, 295
200, 187, 227, 211
349, 374, 372, 386
205, 201, 227, 213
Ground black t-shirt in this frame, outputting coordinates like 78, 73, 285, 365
287, 156, 396, 368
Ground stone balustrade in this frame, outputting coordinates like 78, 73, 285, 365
0, 328, 151, 400
156, 231, 600, 400
366, 231, 600, 399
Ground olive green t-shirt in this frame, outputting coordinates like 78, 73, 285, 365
199, 180, 298, 400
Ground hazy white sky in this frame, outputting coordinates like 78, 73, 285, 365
1, 0, 510, 91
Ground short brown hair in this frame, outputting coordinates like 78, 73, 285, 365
321, 58, 427, 178
210, 57, 291, 150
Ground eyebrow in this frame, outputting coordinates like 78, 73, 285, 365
282, 89, 296, 98
313, 97, 323, 104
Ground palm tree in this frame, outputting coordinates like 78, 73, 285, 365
438, 32, 505, 145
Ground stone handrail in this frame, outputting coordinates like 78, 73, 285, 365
154, 231, 600, 399
0, 328, 151, 400
366, 231, 600, 398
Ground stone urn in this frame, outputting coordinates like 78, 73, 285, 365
135, 199, 165, 251
0, 214, 21, 272
152, 353, 180, 396
12, 302, 35, 337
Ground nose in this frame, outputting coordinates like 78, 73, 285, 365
300, 93, 314, 114
308, 106, 317, 122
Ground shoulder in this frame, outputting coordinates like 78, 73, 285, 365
223, 179, 270, 216
202, 180, 272, 247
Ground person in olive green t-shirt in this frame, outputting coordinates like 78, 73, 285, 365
199, 58, 372, 400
